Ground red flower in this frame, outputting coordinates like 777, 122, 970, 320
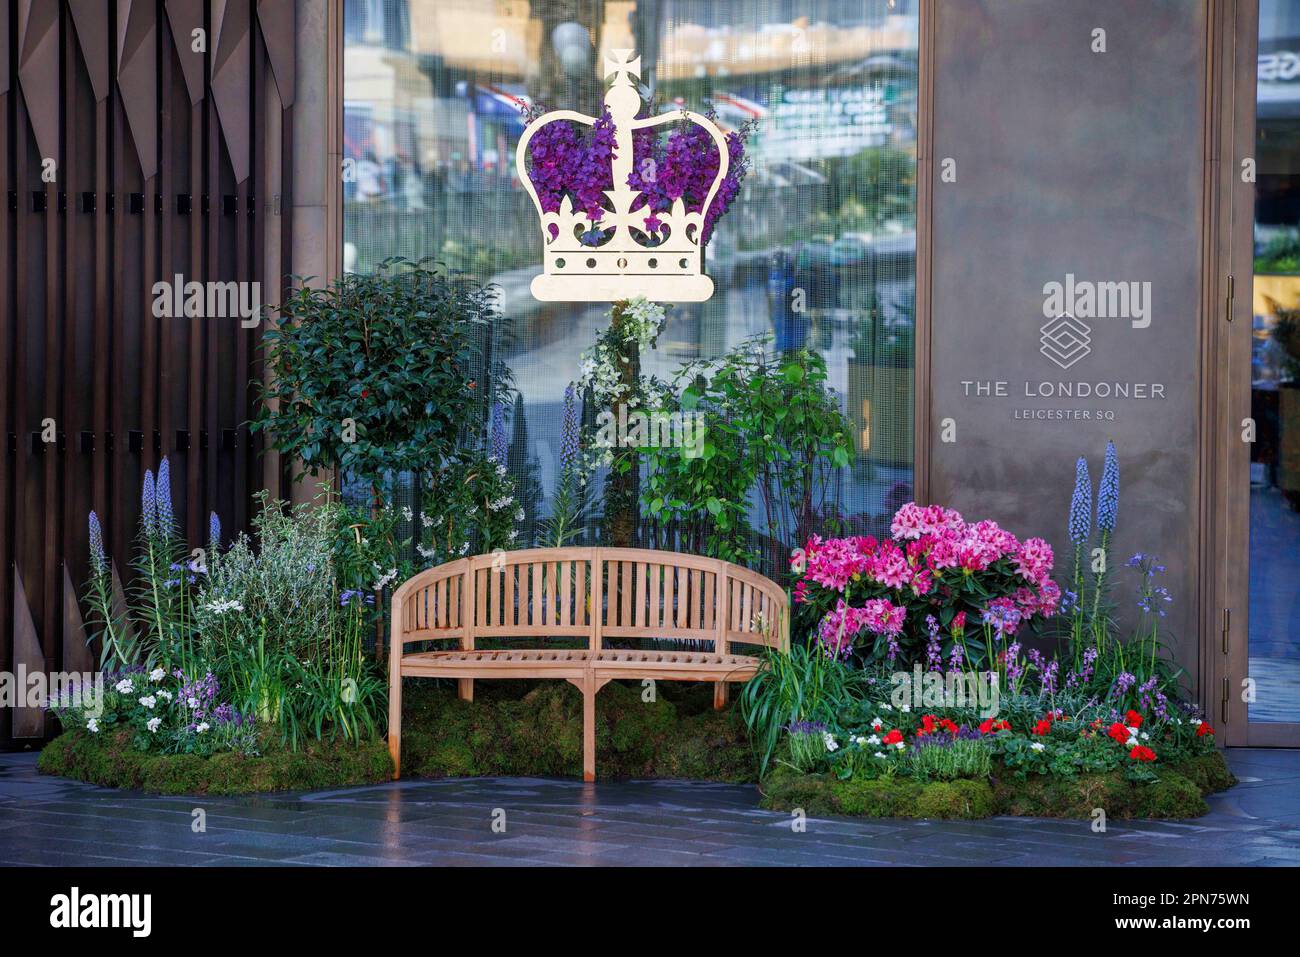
939, 718, 960, 734
1125, 710, 1143, 728
1032, 719, 1053, 736
918, 715, 938, 736
882, 729, 904, 746
979, 718, 1010, 734
1197, 723, 1215, 738
1107, 722, 1131, 745
361, 388, 369, 398
1129, 745, 1157, 762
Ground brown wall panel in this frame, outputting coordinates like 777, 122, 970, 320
0, 0, 296, 748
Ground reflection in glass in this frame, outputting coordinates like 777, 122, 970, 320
1249, 0, 1300, 723
342, 0, 918, 577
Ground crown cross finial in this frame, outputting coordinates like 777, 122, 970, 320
603, 49, 641, 84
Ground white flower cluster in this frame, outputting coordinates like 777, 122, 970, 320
372, 565, 399, 593
202, 598, 244, 615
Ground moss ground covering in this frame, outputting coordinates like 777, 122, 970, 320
37, 679, 753, 795
39, 680, 1237, 820
759, 749, 1237, 820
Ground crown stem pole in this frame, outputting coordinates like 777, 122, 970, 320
604, 299, 641, 549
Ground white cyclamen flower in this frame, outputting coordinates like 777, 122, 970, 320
1030, 742, 1045, 751
138, 696, 157, 710
146, 717, 162, 733
86, 718, 100, 733
149, 668, 166, 682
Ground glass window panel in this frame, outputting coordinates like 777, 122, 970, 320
343, 0, 918, 576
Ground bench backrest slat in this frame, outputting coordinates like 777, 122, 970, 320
393, 548, 788, 654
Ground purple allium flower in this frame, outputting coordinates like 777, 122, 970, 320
141, 469, 158, 538
1097, 441, 1119, 533
88, 511, 107, 576
156, 456, 174, 535
1068, 456, 1092, 546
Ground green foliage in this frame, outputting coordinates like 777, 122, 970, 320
253, 257, 499, 486
738, 644, 870, 777
416, 450, 522, 562
642, 337, 851, 568
197, 494, 397, 748
906, 738, 992, 782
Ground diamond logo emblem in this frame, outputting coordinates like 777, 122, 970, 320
1039, 314, 1091, 369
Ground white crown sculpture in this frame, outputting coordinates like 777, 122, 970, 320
516, 49, 729, 303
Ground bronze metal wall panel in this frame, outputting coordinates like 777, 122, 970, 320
0, 0, 296, 747
927, 0, 1210, 680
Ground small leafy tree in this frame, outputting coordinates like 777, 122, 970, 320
253, 257, 499, 491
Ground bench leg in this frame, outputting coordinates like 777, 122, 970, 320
388, 669, 402, 781
582, 675, 596, 783
713, 681, 728, 710
458, 678, 474, 702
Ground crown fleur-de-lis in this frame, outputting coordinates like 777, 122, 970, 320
516, 49, 730, 304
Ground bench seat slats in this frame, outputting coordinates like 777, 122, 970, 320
389, 547, 788, 782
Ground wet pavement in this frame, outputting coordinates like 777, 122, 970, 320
0, 748, 1297, 866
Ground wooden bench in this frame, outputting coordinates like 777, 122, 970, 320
388, 547, 789, 781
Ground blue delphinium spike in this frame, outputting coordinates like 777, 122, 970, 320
560, 383, 580, 479
141, 469, 158, 538
156, 457, 174, 535
1068, 457, 1092, 546
88, 511, 107, 575
209, 511, 222, 550
490, 401, 508, 464
1097, 440, 1119, 532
